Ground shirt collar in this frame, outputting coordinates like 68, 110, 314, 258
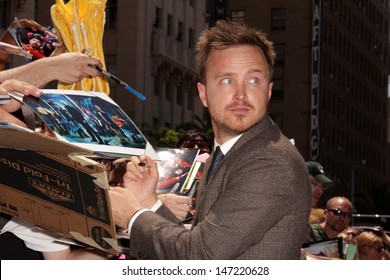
214, 133, 243, 155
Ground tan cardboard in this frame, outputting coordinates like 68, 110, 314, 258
0, 125, 118, 255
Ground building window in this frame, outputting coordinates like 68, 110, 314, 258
105, 0, 117, 29
271, 8, 286, 30
154, 7, 161, 28
177, 21, 183, 42
0, 0, 10, 29
167, 14, 173, 36
154, 71, 161, 96
176, 84, 183, 105
188, 28, 194, 48
231, 10, 245, 23
166, 78, 172, 101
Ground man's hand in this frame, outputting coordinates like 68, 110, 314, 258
122, 155, 159, 209
158, 193, 192, 221
109, 187, 143, 229
48, 52, 102, 84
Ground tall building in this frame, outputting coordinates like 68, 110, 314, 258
3, 0, 208, 131
227, 0, 390, 213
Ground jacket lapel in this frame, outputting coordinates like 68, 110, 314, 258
192, 116, 274, 227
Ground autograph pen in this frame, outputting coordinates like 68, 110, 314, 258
90, 64, 146, 101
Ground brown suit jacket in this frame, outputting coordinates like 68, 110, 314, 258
129, 116, 311, 259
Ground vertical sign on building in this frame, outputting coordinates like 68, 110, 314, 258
310, 0, 321, 160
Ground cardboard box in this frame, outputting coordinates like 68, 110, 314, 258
0, 124, 118, 255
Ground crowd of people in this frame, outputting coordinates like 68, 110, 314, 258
0, 19, 389, 260
303, 162, 390, 260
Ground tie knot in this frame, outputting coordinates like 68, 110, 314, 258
213, 146, 224, 164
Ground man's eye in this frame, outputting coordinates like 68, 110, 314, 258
247, 78, 259, 84
220, 78, 232, 84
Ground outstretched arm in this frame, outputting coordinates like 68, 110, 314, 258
0, 52, 101, 88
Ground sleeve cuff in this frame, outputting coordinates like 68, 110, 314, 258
127, 199, 163, 234
150, 199, 163, 212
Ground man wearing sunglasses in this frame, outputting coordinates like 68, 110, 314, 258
306, 196, 353, 243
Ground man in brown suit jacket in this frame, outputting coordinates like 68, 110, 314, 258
110, 20, 311, 259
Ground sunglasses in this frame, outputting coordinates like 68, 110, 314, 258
327, 209, 352, 219
181, 140, 211, 154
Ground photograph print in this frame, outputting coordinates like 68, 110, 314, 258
7, 25, 61, 61
20, 89, 148, 157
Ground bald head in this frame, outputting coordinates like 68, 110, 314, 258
326, 196, 353, 213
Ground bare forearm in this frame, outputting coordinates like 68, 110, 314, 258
0, 52, 101, 88
0, 58, 55, 87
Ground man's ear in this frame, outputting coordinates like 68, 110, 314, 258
267, 81, 273, 102
197, 82, 208, 107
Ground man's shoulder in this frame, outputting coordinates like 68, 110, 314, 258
310, 223, 323, 232
309, 223, 329, 242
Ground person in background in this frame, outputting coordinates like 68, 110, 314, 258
339, 226, 361, 245
306, 161, 334, 208
176, 128, 213, 156
338, 226, 361, 245
355, 230, 390, 260
109, 20, 311, 259
306, 196, 353, 243
309, 208, 325, 224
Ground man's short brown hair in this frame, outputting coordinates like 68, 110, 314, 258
196, 20, 275, 83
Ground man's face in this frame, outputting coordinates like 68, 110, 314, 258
197, 45, 272, 143
309, 175, 326, 207
29, 38, 42, 49
324, 199, 353, 233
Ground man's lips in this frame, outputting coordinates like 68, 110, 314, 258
229, 105, 251, 114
